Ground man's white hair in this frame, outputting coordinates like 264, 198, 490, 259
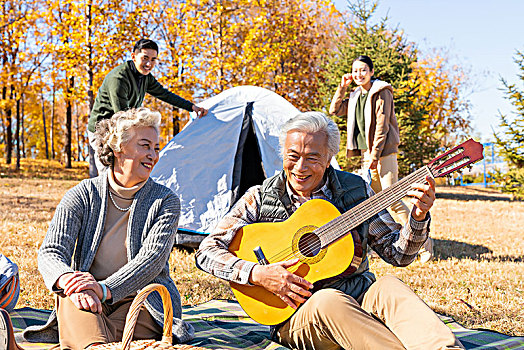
279, 111, 340, 160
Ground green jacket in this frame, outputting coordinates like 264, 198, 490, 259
88, 61, 194, 132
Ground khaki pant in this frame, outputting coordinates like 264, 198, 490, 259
362, 152, 410, 224
87, 130, 107, 178
56, 294, 163, 350
364, 153, 433, 255
276, 276, 464, 350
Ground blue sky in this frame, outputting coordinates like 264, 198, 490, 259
333, 0, 524, 141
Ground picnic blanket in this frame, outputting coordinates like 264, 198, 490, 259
11, 299, 524, 350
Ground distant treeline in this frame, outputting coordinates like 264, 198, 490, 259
0, 0, 472, 174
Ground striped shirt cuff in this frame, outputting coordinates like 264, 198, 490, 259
235, 260, 257, 285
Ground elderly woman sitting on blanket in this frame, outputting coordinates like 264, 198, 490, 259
1, 108, 194, 350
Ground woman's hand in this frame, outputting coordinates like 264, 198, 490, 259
363, 151, 378, 170
58, 271, 111, 302
61, 272, 101, 296
56, 271, 83, 291
340, 73, 353, 88
368, 159, 378, 170
69, 289, 103, 313
249, 258, 313, 309
407, 176, 436, 221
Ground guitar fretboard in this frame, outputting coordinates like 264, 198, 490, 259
315, 166, 433, 247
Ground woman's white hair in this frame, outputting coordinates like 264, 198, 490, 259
93, 107, 161, 167
279, 111, 340, 160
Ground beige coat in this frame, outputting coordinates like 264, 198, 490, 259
329, 79, 400, 161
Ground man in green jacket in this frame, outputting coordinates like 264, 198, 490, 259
87, 38, 207, 177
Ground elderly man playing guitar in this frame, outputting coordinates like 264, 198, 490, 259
196, 112, 465, 350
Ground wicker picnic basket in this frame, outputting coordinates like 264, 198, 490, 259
92, 283, 208, 350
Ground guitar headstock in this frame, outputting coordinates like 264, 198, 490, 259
428, 139, 484, 178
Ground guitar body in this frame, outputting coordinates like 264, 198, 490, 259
229, 198, 362, 325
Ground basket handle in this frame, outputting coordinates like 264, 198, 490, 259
120, 283, 173, 350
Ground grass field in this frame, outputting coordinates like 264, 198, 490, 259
1, 159, 523, 336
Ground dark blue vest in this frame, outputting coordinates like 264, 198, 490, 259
259, 166, 376, 300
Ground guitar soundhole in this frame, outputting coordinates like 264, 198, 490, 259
298, 232, 321, 257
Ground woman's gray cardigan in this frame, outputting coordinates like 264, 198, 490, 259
21, 175, 194, 344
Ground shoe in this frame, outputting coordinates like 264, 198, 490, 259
418, 237, 434, 263
0, 308, 21, 350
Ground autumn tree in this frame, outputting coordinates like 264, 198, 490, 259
139, 0, 341, 142
190, 0, 340, 103
495, 50, 524, 168
42, 0, 83, 167
318, 0, 417, 171
237, 0, 341, 111
493, 50, 524, 198
318, 0, 472, 175
409, 53, 471, 141
0, 0, 33, 164
195, 0, 252, 95
13, 18, 49, 168
147, 0, 203, 139
0, 0, 49, 168
397, 51, 472, 175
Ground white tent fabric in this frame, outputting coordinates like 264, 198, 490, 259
151, 86, 338, 243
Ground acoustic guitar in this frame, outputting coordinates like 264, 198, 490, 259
228, 139, 484, 325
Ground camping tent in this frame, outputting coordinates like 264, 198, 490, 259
151, 85, 337, 247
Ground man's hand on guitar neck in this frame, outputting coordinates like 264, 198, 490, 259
249, 258, 314, 309
407, 176, 436, 221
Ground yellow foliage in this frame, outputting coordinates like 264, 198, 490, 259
407, 51, 472, 145
1, 0, 469, 163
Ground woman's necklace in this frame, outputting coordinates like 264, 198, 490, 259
109, 191, 132, 212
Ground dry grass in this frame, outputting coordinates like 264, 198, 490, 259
372, 186, 524, 336
0, 160, 522, 336
0, 158, 89, 181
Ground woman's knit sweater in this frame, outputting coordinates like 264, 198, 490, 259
22, 175, 194, 344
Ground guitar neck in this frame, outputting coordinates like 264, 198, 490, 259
316, 166, 433, 247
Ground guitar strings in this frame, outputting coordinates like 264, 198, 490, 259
300, 169, 428, 249
263, 167, 431, 264
316, 165, 440, 255
265, 169, 429, 263
317, 169, 429, 247
268, 169, 430, 263
271, 162, 454, 263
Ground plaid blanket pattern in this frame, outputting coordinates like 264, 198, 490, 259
10, 299, 524, 350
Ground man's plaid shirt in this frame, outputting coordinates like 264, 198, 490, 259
196, 178, 430, 285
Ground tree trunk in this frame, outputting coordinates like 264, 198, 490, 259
51, 85, 55, 159
21, 94, 26, 158
42, 91, 49, 159
76, 107, 81, 161
15, 97, 21, 170
1, 87, 6, 147
65, 76, 74, 169
5, 86, 14, 164
86, 0, 94, 111
173, 106, 180, 137
86, 0, 98, 177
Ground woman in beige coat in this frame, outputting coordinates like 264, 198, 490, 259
329, 55, 433, 262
